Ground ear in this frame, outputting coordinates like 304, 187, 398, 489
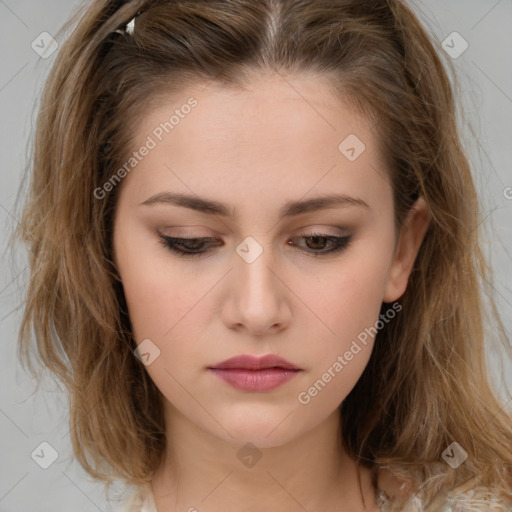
383, 196, 431, 303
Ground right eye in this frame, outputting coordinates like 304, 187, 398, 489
158, 236, 220, 258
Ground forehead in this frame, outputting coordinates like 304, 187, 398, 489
118, 72, 390, 221
142, 71, 369, 149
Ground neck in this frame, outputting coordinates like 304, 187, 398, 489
151, 405, 379, 512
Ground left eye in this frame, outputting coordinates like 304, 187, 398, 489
158, 233, 352, 258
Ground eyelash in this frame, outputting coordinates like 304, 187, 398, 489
158, 232, 352, 258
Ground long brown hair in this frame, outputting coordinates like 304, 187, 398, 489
12, 0, 512, 507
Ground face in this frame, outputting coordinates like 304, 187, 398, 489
112, 71, 429, 448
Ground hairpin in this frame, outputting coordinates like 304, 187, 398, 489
115, 11, 142, 36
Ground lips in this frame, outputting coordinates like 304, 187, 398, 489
208, 354, 302, 392
209, 354, 301, 371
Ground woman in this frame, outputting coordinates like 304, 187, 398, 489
14, 1, 512, 510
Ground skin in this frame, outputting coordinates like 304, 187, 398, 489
112, 70, 430, 512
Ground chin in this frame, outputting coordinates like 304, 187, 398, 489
204, 407, 312, 449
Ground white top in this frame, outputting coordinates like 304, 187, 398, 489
114, 479, 511, 511
114, 484, 157, 512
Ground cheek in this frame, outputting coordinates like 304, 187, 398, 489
115, 240, 210, 401
113, 217, 204, 343
291, 240, 394, 402
120, 263, 205, 348
299, 243, 392, 345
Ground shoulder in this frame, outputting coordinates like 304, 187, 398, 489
376, 469, 512, 511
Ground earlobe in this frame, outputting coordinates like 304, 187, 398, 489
383, 197, 431, 303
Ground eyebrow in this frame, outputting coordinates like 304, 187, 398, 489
139, 192, 370, 220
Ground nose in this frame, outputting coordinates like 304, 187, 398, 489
220, 243, 292, 337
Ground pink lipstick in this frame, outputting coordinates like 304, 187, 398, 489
208, 354, 302, 392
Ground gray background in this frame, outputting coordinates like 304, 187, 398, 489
1, 1, 511, 510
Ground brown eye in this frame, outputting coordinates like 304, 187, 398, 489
305, 235, 330, 250
289, 234, 352, 255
